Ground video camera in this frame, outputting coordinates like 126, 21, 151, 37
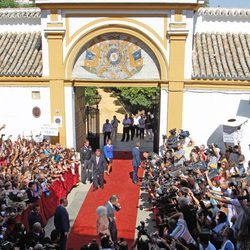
164, 128, 190, 150
136, 221, 147, 235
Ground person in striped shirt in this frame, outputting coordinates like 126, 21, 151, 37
166, 212, 197, 247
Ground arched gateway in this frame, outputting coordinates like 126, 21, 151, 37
41, 0, 190, 150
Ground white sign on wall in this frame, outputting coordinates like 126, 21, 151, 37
41, 124, 58, 136
222, 125, 241, 143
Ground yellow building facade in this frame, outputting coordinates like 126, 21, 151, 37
0, 0, 250, 157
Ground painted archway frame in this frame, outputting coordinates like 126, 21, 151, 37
64, 24, 168, 82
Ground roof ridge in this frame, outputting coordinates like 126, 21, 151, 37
196, 32, 250, 35
0, 7, 41, 19
198, 7, 250, 17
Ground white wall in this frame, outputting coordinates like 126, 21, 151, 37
0, 17, 41, 33
64, 86, 75, 148
41, 10, 50, 77
0, 86, 51, 140
159, 88, 168, 155
184, 10, 194, 79
183, 89, 250, 163
194, 12, 250, 34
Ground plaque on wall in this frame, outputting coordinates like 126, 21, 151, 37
32, 106, 41, 118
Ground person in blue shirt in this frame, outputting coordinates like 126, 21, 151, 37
103, 139, 114, 175
132, 142, 141, 184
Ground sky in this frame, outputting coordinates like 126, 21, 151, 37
210, 0, 250, 8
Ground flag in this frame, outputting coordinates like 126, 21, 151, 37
132, 49, 142, 61
85, 50, 96, 60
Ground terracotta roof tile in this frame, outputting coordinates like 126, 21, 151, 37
0, 32, 42, 77
0, 8, 41, 19
192, 33, 250, 80
198, 8, 250, 17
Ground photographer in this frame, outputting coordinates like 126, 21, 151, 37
173, 142, 185, 167
164, 212, 196, 248
141, 128, 250, 250
142, 151, 163, 167
132, 221, 152, 250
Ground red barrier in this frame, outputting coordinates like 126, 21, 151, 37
16, 166, 79, 230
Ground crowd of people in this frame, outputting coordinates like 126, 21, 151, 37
102, 111, 155, 144
2, 119, 250, 250
136, 129, 250, 250
0, 124, 79, 249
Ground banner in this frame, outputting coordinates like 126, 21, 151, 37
222, 124, 242, 143
41, 124, 58, 136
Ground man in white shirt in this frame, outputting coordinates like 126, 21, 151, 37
111, 115, 120, 141
121, 114, 131, 142
103, 119, 112, 145
133, 113, 141, 138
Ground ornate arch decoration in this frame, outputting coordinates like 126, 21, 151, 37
65, 23, 168, 81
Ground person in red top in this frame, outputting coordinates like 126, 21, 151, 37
199, 144, 207, 161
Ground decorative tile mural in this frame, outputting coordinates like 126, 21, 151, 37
72, 33, 160, 80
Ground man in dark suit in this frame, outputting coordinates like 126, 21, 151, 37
132, 142, 141, 184
26, 181, 40, 204
90, 148, 107, 191
105, 195, 121, 243
54, 198, 70, 250
28, 204, 44, 229
80, 139, 92, 184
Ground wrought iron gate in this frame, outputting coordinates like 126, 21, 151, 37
86, 106, 100, 151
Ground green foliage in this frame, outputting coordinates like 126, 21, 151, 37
204, 0, 210, 7
114, 87, 160, 113
85, 87, 97, 106
0, 0, 35, 8
0, 0, 19, 8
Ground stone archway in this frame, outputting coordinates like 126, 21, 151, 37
65, 25, 168, 80
71, 32, 162, 81
65, 26, 167, 151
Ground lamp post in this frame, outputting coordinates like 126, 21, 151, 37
93, 90, 102, 110
93, 90, 102, 150
152, 93, 159, 153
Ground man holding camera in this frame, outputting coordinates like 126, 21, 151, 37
173, 142, 185, 167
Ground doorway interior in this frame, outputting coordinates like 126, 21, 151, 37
77, 87, 161, 153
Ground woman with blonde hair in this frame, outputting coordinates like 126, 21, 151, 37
96, 205, 110, 238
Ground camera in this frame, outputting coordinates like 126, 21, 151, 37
0, 241, 14, 250
136, 221, 147, 235
179, 129, 190, 139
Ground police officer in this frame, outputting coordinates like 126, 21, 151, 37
80, 139, 92, 184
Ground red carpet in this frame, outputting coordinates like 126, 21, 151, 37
67, 152, 142, 249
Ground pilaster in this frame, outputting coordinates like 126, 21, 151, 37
45, 27, 66, 146
167, 11, 188, 132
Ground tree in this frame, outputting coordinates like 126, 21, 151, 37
114, 87, 160, 114
0, 0, 19, 8
204, 0, 210, 7
0, 0, 35, 8
85, 87, 97, 106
